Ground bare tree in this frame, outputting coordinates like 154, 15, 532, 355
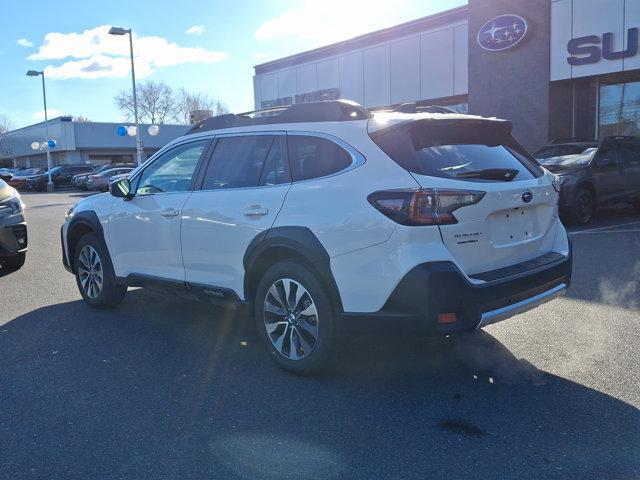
115, 80, 178, 124
176, 88, 230, 124
71, 115, 91, 122
0, 114, 15, 134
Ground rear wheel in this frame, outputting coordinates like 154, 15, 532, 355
567, 187, 595, 225
74, 233, 126, 308
254, 261, 336, 375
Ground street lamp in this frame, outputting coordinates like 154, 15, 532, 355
109, 26, 144, 166
26, 69, 54, 191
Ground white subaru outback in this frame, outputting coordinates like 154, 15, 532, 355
61, 100, 572, 374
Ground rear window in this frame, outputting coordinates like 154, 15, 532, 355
370, 121, 542, 182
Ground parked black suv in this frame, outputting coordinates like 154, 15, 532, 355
27, 165, 95, 191
535, 136, 640, 225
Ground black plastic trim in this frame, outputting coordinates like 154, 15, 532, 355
341, 244, 572, 335
64, 211, 105, 273
243, 226, 343, 311
115, 273, 247, 309
469, 252, 566, 282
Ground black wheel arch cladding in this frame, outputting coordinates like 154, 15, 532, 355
66, 211, 105, 272
243, 226, 344, 312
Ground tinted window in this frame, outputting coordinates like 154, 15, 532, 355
259, 136, 291, 186
370, 121, 540, 182
287, 135, 352, 181
202, 135, 274, 190
137, 140, 207, 195
620, 144, 640, 168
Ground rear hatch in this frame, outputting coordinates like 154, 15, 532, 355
369, 115, 558, 276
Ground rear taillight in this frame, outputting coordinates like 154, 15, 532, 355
367, 188, 485, 226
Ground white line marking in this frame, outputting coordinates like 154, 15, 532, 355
568, 220, 640, 235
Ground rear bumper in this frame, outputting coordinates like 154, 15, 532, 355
340, 242, 572, 335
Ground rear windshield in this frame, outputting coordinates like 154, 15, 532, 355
370, 121, 543, 182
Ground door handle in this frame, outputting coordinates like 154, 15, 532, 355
243, 206, 269, 217
160, 208, 180, 218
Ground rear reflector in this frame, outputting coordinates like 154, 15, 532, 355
437, 312, 458, 324
368, 188, 485, 226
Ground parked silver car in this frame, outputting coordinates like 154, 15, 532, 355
86, 167, 135, 192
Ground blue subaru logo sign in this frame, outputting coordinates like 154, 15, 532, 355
521, 190, 533, 203
477, 15, 528, 51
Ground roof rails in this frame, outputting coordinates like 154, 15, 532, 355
186, 99, 371, 135
392, 102, 457, 114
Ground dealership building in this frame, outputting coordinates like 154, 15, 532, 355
254, 0, 640, 152
0, 117, 188, 168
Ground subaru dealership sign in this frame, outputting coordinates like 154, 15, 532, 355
477, 14, 528, 51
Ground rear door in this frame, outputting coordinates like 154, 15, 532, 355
619, 142, 640, 198
181, 133, 291, 298
592, 145, 626, 202
370, 118, 558, 275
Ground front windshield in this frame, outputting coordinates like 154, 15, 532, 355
44, 166, 62, 175
537, 147, 597, 167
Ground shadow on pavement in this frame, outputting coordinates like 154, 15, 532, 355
1, 289, 639, 479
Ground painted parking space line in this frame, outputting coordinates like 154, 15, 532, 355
568, 220, 640, 236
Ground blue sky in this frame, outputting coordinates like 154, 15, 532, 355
1, 0, 465, 129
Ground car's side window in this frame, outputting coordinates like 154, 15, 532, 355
620, 144, 640, 168
287, 135, 353, 182
201, 135, 275, 190
136, 140, 208, 195
259, 136, 291, 186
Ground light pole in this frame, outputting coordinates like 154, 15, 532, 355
26, 70, 54, 191
109, 26, 144, 166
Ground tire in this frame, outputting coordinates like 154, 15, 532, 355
254, 260, 336, 375
566, 187, 595, 225
74, 233, 127, 309
0, 252, 25, 272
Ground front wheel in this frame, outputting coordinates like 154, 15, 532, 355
74, 233, 127, 308
254, 261, 336, 375
566, 187, 595, 225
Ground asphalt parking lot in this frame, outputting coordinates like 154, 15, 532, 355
1, 191, 639, 480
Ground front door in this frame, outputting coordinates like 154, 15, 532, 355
107, 139, 210, 281
181, 134, 291, 299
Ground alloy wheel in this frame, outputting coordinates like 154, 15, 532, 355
77, 245, 104, 299
263, 278, 319, 360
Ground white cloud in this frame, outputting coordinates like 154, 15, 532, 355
32, 109, 62, 120
255, 0, 403, 45
185, 25, 205, 35
253, 52, 270, 61
28, 25, 227, 80
17, 38, 34, 47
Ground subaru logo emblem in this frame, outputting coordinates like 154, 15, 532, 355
521, 190, 533, 203
477, 14, 528, 51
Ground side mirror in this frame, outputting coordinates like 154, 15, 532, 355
597, 157, 617, 169
109, 178, 133, 199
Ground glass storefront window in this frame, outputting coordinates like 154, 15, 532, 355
599, 81, 640, 137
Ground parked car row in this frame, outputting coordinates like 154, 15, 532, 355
0, 164, 135, 192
